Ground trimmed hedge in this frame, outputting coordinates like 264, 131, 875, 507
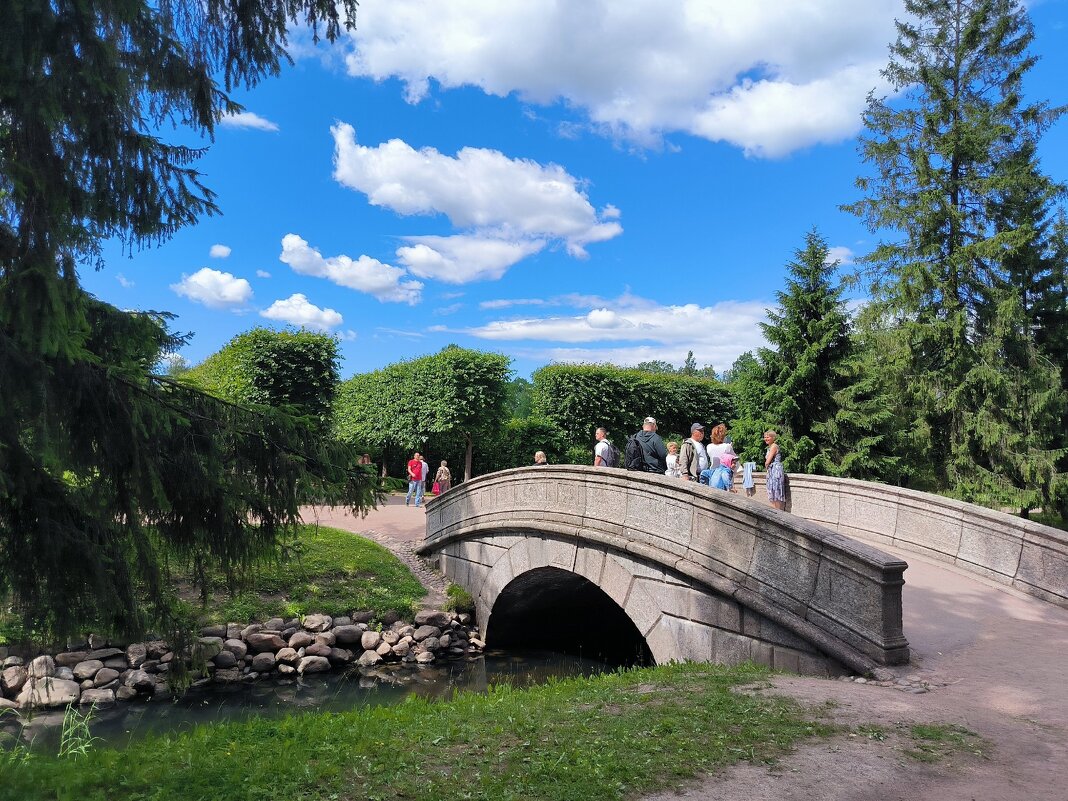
532, 364, 735, 447
184, 328, 340, 428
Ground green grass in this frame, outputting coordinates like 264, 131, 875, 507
904, 723, 987, 763
0, 662, 832, 801
198, 525, 427, 624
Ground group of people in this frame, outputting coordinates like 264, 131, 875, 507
403, 453, 453, 507
585, 418, 787, 509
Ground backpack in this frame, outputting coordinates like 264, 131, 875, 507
601, 440, 621, 468
624, 434, 645, 471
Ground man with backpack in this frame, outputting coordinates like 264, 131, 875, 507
593, 427, 620, 468
625, 417, 668, 473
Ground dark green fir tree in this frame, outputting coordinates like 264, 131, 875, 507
844, 0, 1066, 509
0, 0, 373, 642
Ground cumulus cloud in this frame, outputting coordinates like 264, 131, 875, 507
256, 270, 272, 278
825, 245, 855, 265
280, 234, 423, 304
479, 297, 549, 310
342, 0, 901, 156
396, 234, 546, 283
221, 111, 280, 132
451, 295, 770, 372
260, 294, 343, 331
331, 124, 621, 282
171, 267, 253, 309
209, 244, 232, 259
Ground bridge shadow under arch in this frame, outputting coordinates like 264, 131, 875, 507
486, 566, 654, 666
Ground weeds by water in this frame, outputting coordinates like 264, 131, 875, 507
58, 703, 99, 759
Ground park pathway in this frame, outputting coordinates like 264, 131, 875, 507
306, 496, 1068, 800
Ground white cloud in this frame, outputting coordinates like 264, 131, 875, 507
209, 244, 232, 259
331, 123, 621, 282
433, 303, 464, 316
342, 0, 901, 156
116, 274, 134, 288
221, 111, 280, 132
260, 293, 343, 331
479, 297, 548, 310
452, 295, 769, 372
825, 245, 855, 265
396, 234, 545, 283
171, 268, 253, 309
280, 234, 423, 304
256, 270, 272, 278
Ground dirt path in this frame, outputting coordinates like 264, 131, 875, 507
304, 500, 1068, 800
644, 542, 1068, 801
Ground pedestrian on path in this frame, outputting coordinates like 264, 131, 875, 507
405, 452, 425, 507
434, 460, 452, 493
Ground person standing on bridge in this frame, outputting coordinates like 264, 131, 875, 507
678, 423, 709, 482
593, 427, 620, 467
626, 416, 668, 473
764, 430, 786, 510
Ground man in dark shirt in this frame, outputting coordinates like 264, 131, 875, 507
633, 416, 668, 473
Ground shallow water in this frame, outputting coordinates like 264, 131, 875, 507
3, 648, 615, 752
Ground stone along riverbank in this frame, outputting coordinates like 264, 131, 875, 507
1, 609, 483, 710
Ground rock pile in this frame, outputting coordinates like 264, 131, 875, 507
0, 609, 482, 710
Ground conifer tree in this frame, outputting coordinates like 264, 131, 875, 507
845, 0, 1066, 507
759, 229, 852, 472
0, 0, 368, 639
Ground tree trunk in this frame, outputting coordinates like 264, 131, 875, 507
464, 432, 473, 482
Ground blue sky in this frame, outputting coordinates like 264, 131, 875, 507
81, 0, 1068, 379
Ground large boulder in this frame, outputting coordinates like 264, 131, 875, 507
87, 648, 124, 661
1, 666, 28, 695
124, 670, 155, 693
55, 651, 89, 668
415, 610, 450, 628
296, 656, 330, 675
194, 637, 224, 660
251, 653, 276, 673
246, 632, 286, 653
263, 617, 285, 632
360, 631, 382, 651
72, 660, 104, 681
357, 650, 382, 667
315, 631, 336, 647
304, 642, 332, 658
94, 668, 120, 688
212, 651, 237, 669
223, 639, 248, 660
415, 651, 436, 664
288, 631, 314, 650
302, 614, 333, 633
200, 624, 227, 639
275, 647, 299, 665
27, 655, 56, 680
126, 643, 148, 669
18, 677, 80, 709
332, 625, 363, 646
79, 688, 116, 706
413, 625, 441, 642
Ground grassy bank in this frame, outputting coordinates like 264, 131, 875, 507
0, 662, 828, 801
195, 525, 427, 623
0, 526, 426, 645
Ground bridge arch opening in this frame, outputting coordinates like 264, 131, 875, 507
485, 566, 654, 667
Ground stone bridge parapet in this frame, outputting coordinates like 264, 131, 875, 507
748, 473, 1068, 608
418, 466, 909, 676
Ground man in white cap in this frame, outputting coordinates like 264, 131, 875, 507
626, 416, 668, 473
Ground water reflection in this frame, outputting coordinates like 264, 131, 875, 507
3, 648, 613, 752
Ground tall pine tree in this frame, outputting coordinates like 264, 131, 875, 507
844, 0, 1066, 509
760, 229, 852, 472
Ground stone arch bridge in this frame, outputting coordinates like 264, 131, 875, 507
417, 466, 912, 676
